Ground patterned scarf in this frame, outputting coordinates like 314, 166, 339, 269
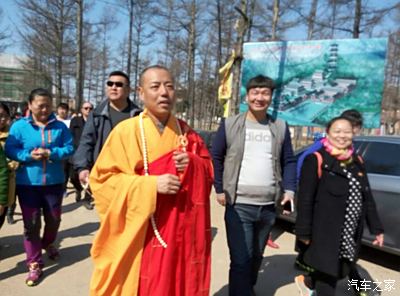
321, 137, 354, 161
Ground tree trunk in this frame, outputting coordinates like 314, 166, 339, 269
247, 0, 256, 41
307, 0, 318, 40
127, 0, 134, 77
216, 0, 222, 70
75, 0, 84, 109
187, 0, 196, 127
133, 23, 142, 102
230, 1, 249, 116
331, 0, 337, 38
271, 0, 280, 40
353, 0, 362, 38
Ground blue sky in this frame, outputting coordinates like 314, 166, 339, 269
1, 0, 398, 57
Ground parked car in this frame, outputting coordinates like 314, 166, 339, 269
278, 135, 400, 256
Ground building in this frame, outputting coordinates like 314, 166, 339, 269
0, 54, 52, 114
0, 54, 28, 104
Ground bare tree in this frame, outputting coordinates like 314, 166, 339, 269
131, 0, 155, 100
75, 0, 84, 108
230, 1, 249, 116
0, 8, 9, 53
271, 0, 280, 40
127, 0, 134, 78
307, 0, 319, 39
17, 0, 76, 105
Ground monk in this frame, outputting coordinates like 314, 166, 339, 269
88, 65, 213, 296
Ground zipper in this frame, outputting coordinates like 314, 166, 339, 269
40, 127, 47, 185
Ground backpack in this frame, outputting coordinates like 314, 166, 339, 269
313, 151, 364, 178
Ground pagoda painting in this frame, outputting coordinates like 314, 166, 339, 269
241, 38, 388, 128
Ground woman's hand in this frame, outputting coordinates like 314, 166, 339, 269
372, 233, 384, 247
31, 148, 44, 160
31, 148, 51, 160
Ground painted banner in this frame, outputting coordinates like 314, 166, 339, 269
241, 38, 388, 128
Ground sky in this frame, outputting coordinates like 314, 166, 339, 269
0, 0, 125, 56
0, 0, 398, 58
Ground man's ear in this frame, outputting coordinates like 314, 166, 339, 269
136, 86, 144, 101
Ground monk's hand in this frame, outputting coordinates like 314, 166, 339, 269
373, 233, 384, 247
157, 174, 181, 195
173, 150, 189, 172
216, 193, 226, 206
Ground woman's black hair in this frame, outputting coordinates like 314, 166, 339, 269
0, 102, 10, 116
28, 88, 52, 103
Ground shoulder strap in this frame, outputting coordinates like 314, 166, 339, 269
357, 154, 364, 164
313, 151, 323, 178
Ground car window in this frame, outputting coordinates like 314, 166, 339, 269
352, 140, 363, 154
362, 142, 400, 176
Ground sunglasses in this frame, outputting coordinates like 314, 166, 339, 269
106, 81, 125, 88
83, 107, 93, 110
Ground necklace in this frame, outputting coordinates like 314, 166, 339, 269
139, 112, 187, 249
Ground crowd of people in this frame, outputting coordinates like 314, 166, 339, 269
0, 66, 384, 296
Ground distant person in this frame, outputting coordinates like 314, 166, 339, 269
5, 88, 74, 286
0, 146, 9, 230
73, 71, 141, 210
88, 65, 213, 295
56, 102, 72, 197
211, 75, 296, 296
69, 102, 93, 209
0, 103, 18, 225
56, 102, 71, 128
295, 116, 384, 296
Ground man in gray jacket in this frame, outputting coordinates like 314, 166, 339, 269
73, 71, 141, 209
211, 75, 296, 296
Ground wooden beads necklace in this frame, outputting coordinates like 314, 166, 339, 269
139, 112, 187, 248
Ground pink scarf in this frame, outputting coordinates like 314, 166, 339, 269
321, 137, 354, 161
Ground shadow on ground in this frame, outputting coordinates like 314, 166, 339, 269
213, 254, 380, 296
0, 243, 92, 281
213, 254, 302, 296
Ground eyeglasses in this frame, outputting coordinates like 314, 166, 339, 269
106, 81, 125, 88
82, 107, 93, 110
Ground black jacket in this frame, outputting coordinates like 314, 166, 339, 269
295, 148, 383, 277
72, 99, 141, 172
69, 115, 86, 149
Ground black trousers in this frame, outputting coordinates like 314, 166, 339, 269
310, 259, 355, 296
0, 206, 8, 229
68, 162, 82, 192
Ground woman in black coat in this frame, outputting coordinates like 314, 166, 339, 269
295, 116, 384, 296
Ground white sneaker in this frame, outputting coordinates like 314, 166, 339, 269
295, 275, 315, 296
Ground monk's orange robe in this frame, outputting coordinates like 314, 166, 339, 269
89, 110, 213, 296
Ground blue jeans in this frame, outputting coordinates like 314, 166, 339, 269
225, 203, 276, 296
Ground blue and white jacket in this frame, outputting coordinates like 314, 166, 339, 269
5, 113, 74, 186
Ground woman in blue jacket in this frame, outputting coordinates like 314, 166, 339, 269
5, 88, 73, 286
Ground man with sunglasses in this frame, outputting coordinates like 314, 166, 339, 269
73, 71, 141, 210
69, 102, 94, 209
